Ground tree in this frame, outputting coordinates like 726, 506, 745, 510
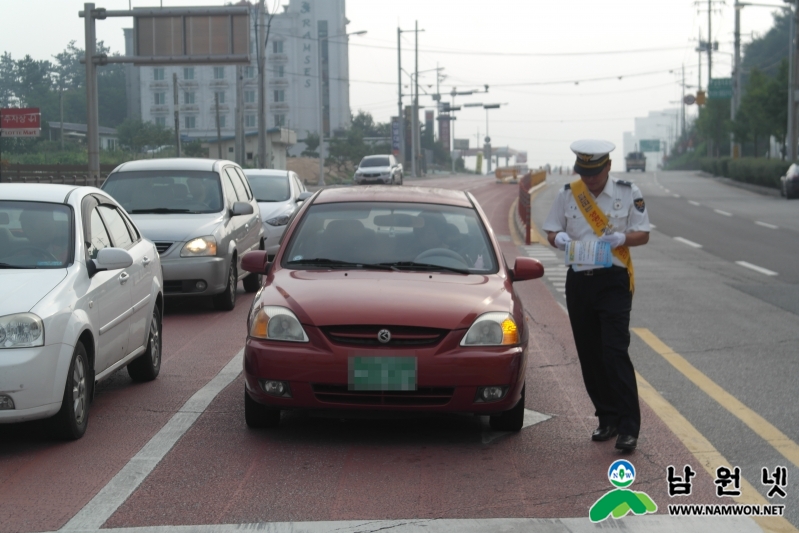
300, 132, 319, 157
117, 119, 172, 153
696, 99, 730, 157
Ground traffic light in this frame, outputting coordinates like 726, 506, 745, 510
696, 90, 707, 106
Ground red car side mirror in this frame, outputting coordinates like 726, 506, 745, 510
241, 250, 270, 274
510, 256, 544, 282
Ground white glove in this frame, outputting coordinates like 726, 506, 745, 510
599, 232, 626, 249
553, 231, 571, 251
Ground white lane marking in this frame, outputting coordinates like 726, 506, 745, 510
674, 237, 702, 248
61, 350, 245, 531
649, 224, 657, 229
482, 409, 551, 444
688, 200, 701, 206
673, 194, 681, 198
714, 209, 732, 217
735, 261, 778, 276
755, 221, 778, 229
42, 516, 766, 533
664, 189, 670, 193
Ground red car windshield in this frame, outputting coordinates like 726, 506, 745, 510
283, 202, 498, 273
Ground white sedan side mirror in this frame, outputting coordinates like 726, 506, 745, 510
95, 248, 134, 270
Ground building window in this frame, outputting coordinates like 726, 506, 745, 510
154, 92, 166, 105
153, 68, 165, 81
272, 40, 283, 54
184, 67, 194, 80
155, 116, 166, 127
274, 114, 285, 127
213, 67, 225, 79
273, 90, 285, 103
245, 90, 256, 103
276, 65, 284, 78
245, 114, 256, 128
215, 115, 226, 128
184, 91, 195, 104
215, 91, 225, 104
245, 66, 256, 79
185, 116, 196, 129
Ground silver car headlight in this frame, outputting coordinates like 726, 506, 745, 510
180, 236, 217, 257
460, 312, 519, 346
250, 306, 309, 342
266, 215, 291, 227
0, 313, 44, 348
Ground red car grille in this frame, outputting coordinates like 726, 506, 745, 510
312, 384, 454, 406
321, 325, 446, 347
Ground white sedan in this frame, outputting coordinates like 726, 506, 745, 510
0, 184, 164, 439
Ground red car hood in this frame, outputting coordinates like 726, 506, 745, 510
263, 269, 511, 330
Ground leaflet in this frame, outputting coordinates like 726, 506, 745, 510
565, 240, 613, 269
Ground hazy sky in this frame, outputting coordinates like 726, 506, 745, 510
0, 0, 782, 168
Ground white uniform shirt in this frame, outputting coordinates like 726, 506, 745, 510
542, 177, 650, 268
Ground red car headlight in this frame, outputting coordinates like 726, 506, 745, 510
250, 306, 309, 342
460, 312, 518, 346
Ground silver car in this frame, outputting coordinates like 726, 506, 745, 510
102, 158, 264, 310
0, 184, 163, 439
242, 169, 312, 258
353, 154, 403, 185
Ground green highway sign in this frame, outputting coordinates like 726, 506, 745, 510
639, 139, 660, 152
709, 78, 732, 99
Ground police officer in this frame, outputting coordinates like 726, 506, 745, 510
542, 139, 650, 452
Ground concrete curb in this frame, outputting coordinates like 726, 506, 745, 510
693, 171, 781, 198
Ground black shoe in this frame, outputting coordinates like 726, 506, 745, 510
615, 434, 638, 451
591, 426, 618, 442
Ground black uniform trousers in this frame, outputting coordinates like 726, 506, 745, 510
565, 265, 640, 438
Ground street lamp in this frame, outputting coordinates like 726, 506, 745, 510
483, 103, 504, 173
318, 30, 367, 186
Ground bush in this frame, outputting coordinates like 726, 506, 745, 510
700, 157, 789, 189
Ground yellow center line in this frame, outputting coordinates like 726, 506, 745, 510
637, 373, 797, 533
632, 328, 799, 470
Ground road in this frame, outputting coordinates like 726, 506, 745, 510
0, 171, 796, 533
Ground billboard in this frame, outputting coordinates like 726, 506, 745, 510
438, 115, 450, 149
391, 116, 401, 156
639, 139, 660, 152
453, 139, 469, 150
134, 9, 250, 65
0, 108, 41, 137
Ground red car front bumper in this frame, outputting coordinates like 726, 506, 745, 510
243, 326, 527, 415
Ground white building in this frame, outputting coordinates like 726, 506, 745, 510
623, 109, 680, 170
125, 0, 351, 162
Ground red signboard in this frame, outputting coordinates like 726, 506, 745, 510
438, 115, 451, 149
1, 108, 41, 137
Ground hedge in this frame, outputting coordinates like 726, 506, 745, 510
699, 157, 790, 189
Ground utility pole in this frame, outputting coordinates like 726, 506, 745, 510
698, 29, 703, 91
59, 82, 64, 151
257, 0, 272, 169
84, 2, 100, 182
397, 27, 404, 170
317, 32, 326, 185
789, 1, 799, 161
732, 0, 742, 158
412, 20, 419, 178
707, 0, 713, 82
173, 72, 181, 157
236, 65, 244, 165
215, 92, 222, 159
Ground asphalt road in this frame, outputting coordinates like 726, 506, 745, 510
0, 171, 796, 533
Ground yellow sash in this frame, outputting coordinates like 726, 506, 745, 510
570, 179, 635, 293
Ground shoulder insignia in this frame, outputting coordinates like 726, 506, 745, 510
563, 183, 571, 190
634, 198, 646, 213
615, 180, 632, 187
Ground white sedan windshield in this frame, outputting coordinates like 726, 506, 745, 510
0, 201, 73, 269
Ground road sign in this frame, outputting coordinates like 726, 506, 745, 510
709, 78, 732, 99
453, 139, 469, 150
639, 139, 660, 152
683, 94, 696, 105
0, 108, 41, 137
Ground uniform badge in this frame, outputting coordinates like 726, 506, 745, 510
613, 200, 622, 210
634, 198, 646, 213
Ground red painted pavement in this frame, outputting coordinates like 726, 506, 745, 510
0, 177, 718, 532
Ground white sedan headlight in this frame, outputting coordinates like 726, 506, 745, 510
0, 313, 44, 348
250, 306, 309, 342
461, 312, 519, 346
180, 236, 217, 257
266, 214, 291, 227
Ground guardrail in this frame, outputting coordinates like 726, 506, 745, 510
517, 170, 546, 245
0, 163, 117, 187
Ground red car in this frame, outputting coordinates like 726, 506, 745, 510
241, 186, 544, 431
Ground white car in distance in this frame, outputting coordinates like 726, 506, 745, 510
243, 169, 312, 259
0, 184, 164, 439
